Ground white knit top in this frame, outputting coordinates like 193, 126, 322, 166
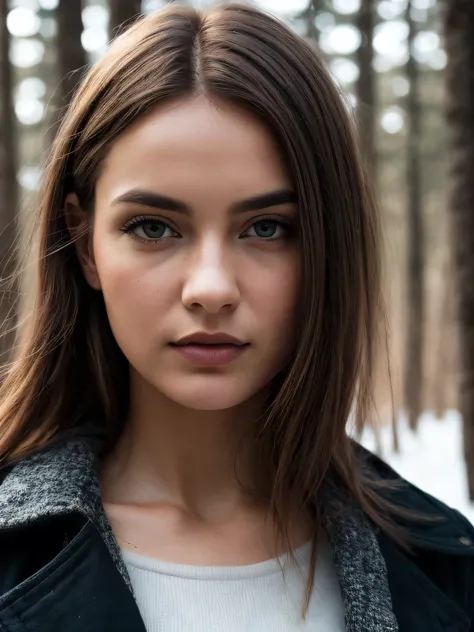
122, 532, 345, 631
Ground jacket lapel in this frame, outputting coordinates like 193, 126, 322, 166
0, 438, 133, 590
322, 481, 399, 632
323, 453, 474, 632
0, 520, 146, 631
378, 533, 471, 632
363, 448, 474, 632
0, 438, 145, 631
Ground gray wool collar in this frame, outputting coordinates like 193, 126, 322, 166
0, 438, 398, 632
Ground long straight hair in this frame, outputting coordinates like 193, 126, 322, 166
0, 2, 417, 614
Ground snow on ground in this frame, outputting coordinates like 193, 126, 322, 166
358, 410, 474, 525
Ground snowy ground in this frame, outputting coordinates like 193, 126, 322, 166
358, 410, 474, 525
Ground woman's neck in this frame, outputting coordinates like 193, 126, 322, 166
100, 371, 267, 520
100, 370, 313, 564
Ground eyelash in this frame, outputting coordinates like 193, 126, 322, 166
120, 215, 292, 244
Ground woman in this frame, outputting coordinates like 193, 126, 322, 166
0, 3, 471, 631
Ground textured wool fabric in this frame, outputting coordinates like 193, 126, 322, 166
321, 481, 399, 632
0, 439, 399, 632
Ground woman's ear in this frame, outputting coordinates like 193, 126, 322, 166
64, 193, 102, 291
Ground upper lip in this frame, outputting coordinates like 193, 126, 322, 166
172, 332, 247, 346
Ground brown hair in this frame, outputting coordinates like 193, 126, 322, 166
0, 2, 417, 615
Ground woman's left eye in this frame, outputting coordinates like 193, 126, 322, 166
242, 219, 287, 240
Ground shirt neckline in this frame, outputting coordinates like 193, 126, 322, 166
121, 538, 314, 581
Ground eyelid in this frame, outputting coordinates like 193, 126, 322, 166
121, 214, 176, 231
241, 214, 292, 231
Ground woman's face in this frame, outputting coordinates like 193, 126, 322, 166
74, 96, 299, 410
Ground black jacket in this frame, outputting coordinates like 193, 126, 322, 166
0, 440, 471, 632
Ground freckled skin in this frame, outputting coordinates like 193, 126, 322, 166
89, 96, 300, 412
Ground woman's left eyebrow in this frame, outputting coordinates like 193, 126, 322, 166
111, 188, 297, 214
230, 189, 297, 213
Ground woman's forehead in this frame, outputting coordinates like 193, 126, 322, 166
96, 96, 292, 206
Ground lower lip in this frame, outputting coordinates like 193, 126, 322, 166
171, 343, 248, 366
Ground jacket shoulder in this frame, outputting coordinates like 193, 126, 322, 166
353, 441, 474, 552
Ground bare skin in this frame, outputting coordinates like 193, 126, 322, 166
67, 95, 310, 565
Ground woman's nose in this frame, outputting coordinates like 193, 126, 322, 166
181, 241, 240, 315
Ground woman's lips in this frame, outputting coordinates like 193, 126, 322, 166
170, 343, 249, 366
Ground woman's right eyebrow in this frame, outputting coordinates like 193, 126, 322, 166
111, 187, 297, 215
112, 189, 188, 213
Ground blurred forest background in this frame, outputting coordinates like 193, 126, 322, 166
0, 0, 473, 504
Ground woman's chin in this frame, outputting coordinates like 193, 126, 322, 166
159, 379, 256, 411
167, 391, 246, 411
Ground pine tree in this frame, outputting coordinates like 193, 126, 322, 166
56, 0, 87, 109
355, 0, 376, 182
0, 0, 19, 363
109, 0, 142, 39
445, 0, 474, 499
404, 0, 424, 432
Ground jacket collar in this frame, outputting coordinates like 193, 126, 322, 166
1, 440, 470, 558
0, 438, 132, 591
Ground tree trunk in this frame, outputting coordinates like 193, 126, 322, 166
303, 0, 319, 43
404, 0, 424, 432
433, 259, 454, 419
109, 0, 142, 39
445, 0, 474, 500
355, 0, 376, 183
56, 0, 87, 109
0, 0, 19, 364
354, 0, 384, 446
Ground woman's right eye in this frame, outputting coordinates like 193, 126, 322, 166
121, 218, 179, 242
